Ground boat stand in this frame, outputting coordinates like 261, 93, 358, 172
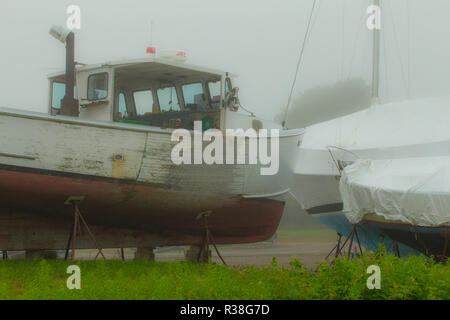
386, 240, 401, 258
393, 240, 401, 257
325, 225, 363, 261
438, 232, 449, 263
64, 197, 106, 261
325, 233, 344, 260
195, 211, 227, 265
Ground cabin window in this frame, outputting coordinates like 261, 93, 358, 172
208, 81, 221, 108
52, 82, 66, 109
51, 82, 77, 109
133, 89, 155, 115
117, 92, 128, 119
182, 83, 207, 111
226, 78, 233, 93
157, 86, 181, 112
87, 73, 108, 100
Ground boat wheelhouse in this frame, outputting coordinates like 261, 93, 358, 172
48, 57, 249, 131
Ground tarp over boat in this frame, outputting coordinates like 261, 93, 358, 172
340, 157, 450, 227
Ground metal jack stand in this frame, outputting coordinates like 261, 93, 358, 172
325, 225, 363, 261
325, 233, 344, 260
64, 197, 106, 261
438, 232, 449, 264
393, 240, 401, 258
196, 211, 227, 266
347, 225, 363, 259
385, 239, 401, 257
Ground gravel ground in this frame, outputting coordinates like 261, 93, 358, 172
4, 237, 338, 268
155, 241, 336, 267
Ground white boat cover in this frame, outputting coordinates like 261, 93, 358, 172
340, 157, 450, 227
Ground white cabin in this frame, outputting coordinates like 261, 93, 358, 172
47, 57, 271, 131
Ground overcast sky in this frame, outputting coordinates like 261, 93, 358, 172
1, 0, 449, 122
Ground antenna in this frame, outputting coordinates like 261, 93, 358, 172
146, 20, 156, 56
150, 19, 154, 45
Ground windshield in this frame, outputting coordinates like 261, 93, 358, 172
182, 83, 207, 111
134, 90, 155, 115
208, 81, 221, 108
158, 87, 181, 112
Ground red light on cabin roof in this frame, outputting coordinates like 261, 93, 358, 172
146, 47, 156, 54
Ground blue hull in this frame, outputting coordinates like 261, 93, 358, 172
316, 213, 448, 258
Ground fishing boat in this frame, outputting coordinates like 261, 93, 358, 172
292, 1, 450, 258
0, 26, 304, 252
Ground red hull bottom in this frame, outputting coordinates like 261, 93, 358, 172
0, 167, 285, 250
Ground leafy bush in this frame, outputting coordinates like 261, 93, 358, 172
0, 250, 448, 300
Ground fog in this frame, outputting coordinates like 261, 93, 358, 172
1, 0, 450, 124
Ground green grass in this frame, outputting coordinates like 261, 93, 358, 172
0, 250, 448, 300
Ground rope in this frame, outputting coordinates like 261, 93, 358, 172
347, 0, 367, 79
341, 0, 347, 80
282, 0, 319, 128
381, 12, 389, 101
387, 0, 408, 97
238, 103, 255, 117
406, 0, 411, 98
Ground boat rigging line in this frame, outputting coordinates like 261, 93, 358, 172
282, 0, 319, 129
347, 0, 367, 80
386, 0, 409, 99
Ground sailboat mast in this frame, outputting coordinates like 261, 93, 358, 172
371, 0, 381, 104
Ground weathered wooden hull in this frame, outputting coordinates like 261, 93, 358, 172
0, 108, 303, 249
0, 164, 286, 249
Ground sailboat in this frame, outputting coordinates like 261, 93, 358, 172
292, 0, 450, 258
0, 26, 304, 252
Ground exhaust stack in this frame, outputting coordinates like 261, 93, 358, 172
49, 25, 79, 117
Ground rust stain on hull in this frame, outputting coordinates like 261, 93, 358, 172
111, 154, 127, 178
